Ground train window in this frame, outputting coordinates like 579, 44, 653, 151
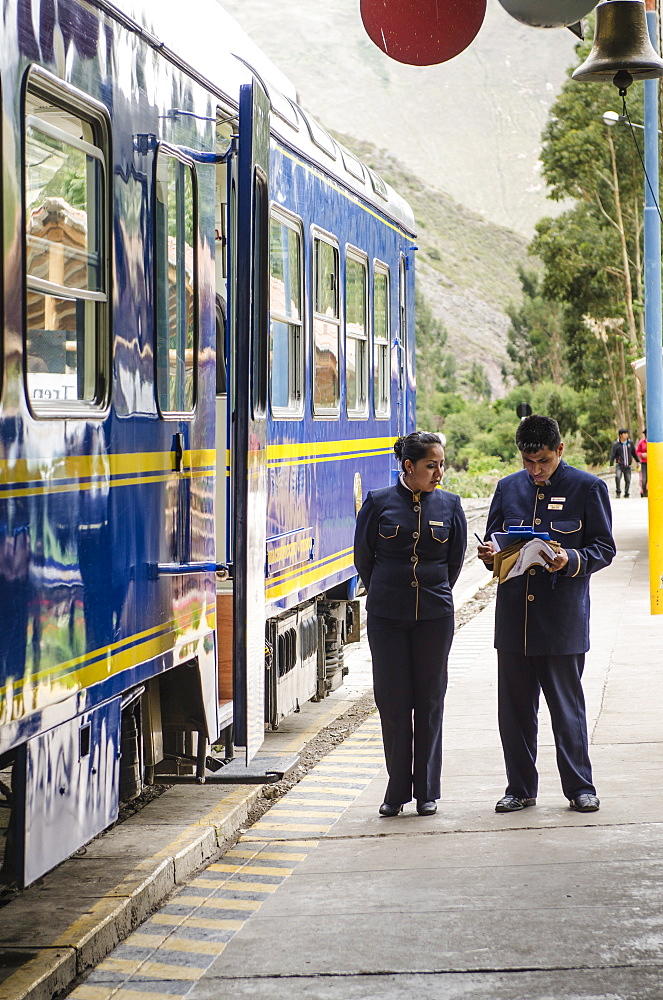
300, 110, 337, 160
252, 167, 269, 419
345, 251, 368, 418
269, 212, 303, 417
313, 235, 340, 417
368, 168, 388, 201
373, 264, 391, 418
268, 90, 300, 131
155, 149, 197, 414
340, 146, 365, 183
24, 74, 109, 410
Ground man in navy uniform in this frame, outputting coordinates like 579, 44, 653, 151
478, 415, 615, 813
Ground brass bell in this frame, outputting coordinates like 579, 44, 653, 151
572, 0, 663, 89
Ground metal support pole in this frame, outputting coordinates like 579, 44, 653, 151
644, 4, 663, 612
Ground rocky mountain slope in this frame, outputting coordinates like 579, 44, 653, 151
221, 0, 582, 394
222, 0, 578, 237
339, 134, 531, 396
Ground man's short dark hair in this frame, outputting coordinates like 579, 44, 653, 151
618, 428, 628, 435
515, 415, 561, 453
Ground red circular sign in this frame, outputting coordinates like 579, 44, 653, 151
360, 0, 487, 67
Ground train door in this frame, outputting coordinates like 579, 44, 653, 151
397, 253, 408, 437
229, 81, 270, 762
214, 111, 234, 730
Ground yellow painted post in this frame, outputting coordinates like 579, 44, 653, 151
648, 443, 663, 612
645, 1, 663, 612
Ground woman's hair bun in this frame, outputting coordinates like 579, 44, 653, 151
393, 437, 405, 460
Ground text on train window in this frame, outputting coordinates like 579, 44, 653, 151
270, 213, 303, 416
313, 235, 340, 416
373, 265, 391, 418
155, 150, 197, 414
24, 78, 108, 409
345, 251, 368, 418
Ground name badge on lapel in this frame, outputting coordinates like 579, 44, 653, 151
548, 503, 563, 510
429, 520, 445, 526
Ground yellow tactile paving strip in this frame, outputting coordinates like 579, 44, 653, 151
67, 717, 385, 999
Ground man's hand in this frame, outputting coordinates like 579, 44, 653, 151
477, 540, 495, 566
541, 547, 569, 573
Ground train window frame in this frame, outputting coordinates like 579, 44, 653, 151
340, 146, 365, 183
345, 247, 369, 420
252, 165, 269, 420
368, 168, 389, 202
299, 109, 337, 161
312, 229, 340, 419
0, 77, 3, 400
269, 207, 304, 420
268, 90, 300, 131
154, 144, 199, 418
22, 68, 111, 416
373, 261, 391, 420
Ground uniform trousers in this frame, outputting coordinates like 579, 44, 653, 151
497, 650, 596, 800
367, 613, 454, 805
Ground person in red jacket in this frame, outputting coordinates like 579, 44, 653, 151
636, 430, 647, 498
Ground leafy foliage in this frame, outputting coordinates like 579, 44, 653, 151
415, 288, 457, 432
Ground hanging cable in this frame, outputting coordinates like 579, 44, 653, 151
621, 91, 663, 224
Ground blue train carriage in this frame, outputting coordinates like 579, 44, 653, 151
0, 0, 416, 887
261, 122, 417, 729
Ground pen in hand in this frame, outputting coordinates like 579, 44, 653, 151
474, 532, 484, 544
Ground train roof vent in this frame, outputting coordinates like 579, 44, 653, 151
300, 110, 337, 160
367, 167, 388, 201
340, 146, 365, 182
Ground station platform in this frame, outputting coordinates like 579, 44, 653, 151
3, 495, 662, 1000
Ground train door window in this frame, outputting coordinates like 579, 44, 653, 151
155, 149, 197, 414
345, 250, 368, 418
313, 233, 340, 417
24, 72, 109, 410
399, 254, 407, 353
373, 263, 391, 418
270, 210, 303, 417
252, 167, 269, 419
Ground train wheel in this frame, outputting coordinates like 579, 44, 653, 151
119, 706, 142, 801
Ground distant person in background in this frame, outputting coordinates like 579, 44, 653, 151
636, 429, 648, 498
354, 432, 467, 818
609, 429, 639, 498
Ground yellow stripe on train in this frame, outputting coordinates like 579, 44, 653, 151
265, 552, 355, 601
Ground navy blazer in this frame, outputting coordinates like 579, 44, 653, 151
485, 461, 616, 656
354, 481, 467, 621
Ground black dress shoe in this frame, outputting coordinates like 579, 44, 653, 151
379, 802, 403, 817
495, 795, 536, 812
416, 800, 437, 816
569, 793, 600, 812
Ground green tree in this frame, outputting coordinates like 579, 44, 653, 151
504, 267, 565, 385
415, 288, 457, 431
463, 361, 492, 402
532, 35, 648, 438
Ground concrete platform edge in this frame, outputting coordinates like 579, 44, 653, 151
0, 537, 492, 1000
0, 785, 264, 1000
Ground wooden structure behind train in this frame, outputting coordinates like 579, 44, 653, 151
0, 0, 416, 887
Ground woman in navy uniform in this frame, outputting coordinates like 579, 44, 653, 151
354, 432, 467, 817
477, 415, 615, 814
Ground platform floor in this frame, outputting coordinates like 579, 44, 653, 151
59, 496, 663, 1000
